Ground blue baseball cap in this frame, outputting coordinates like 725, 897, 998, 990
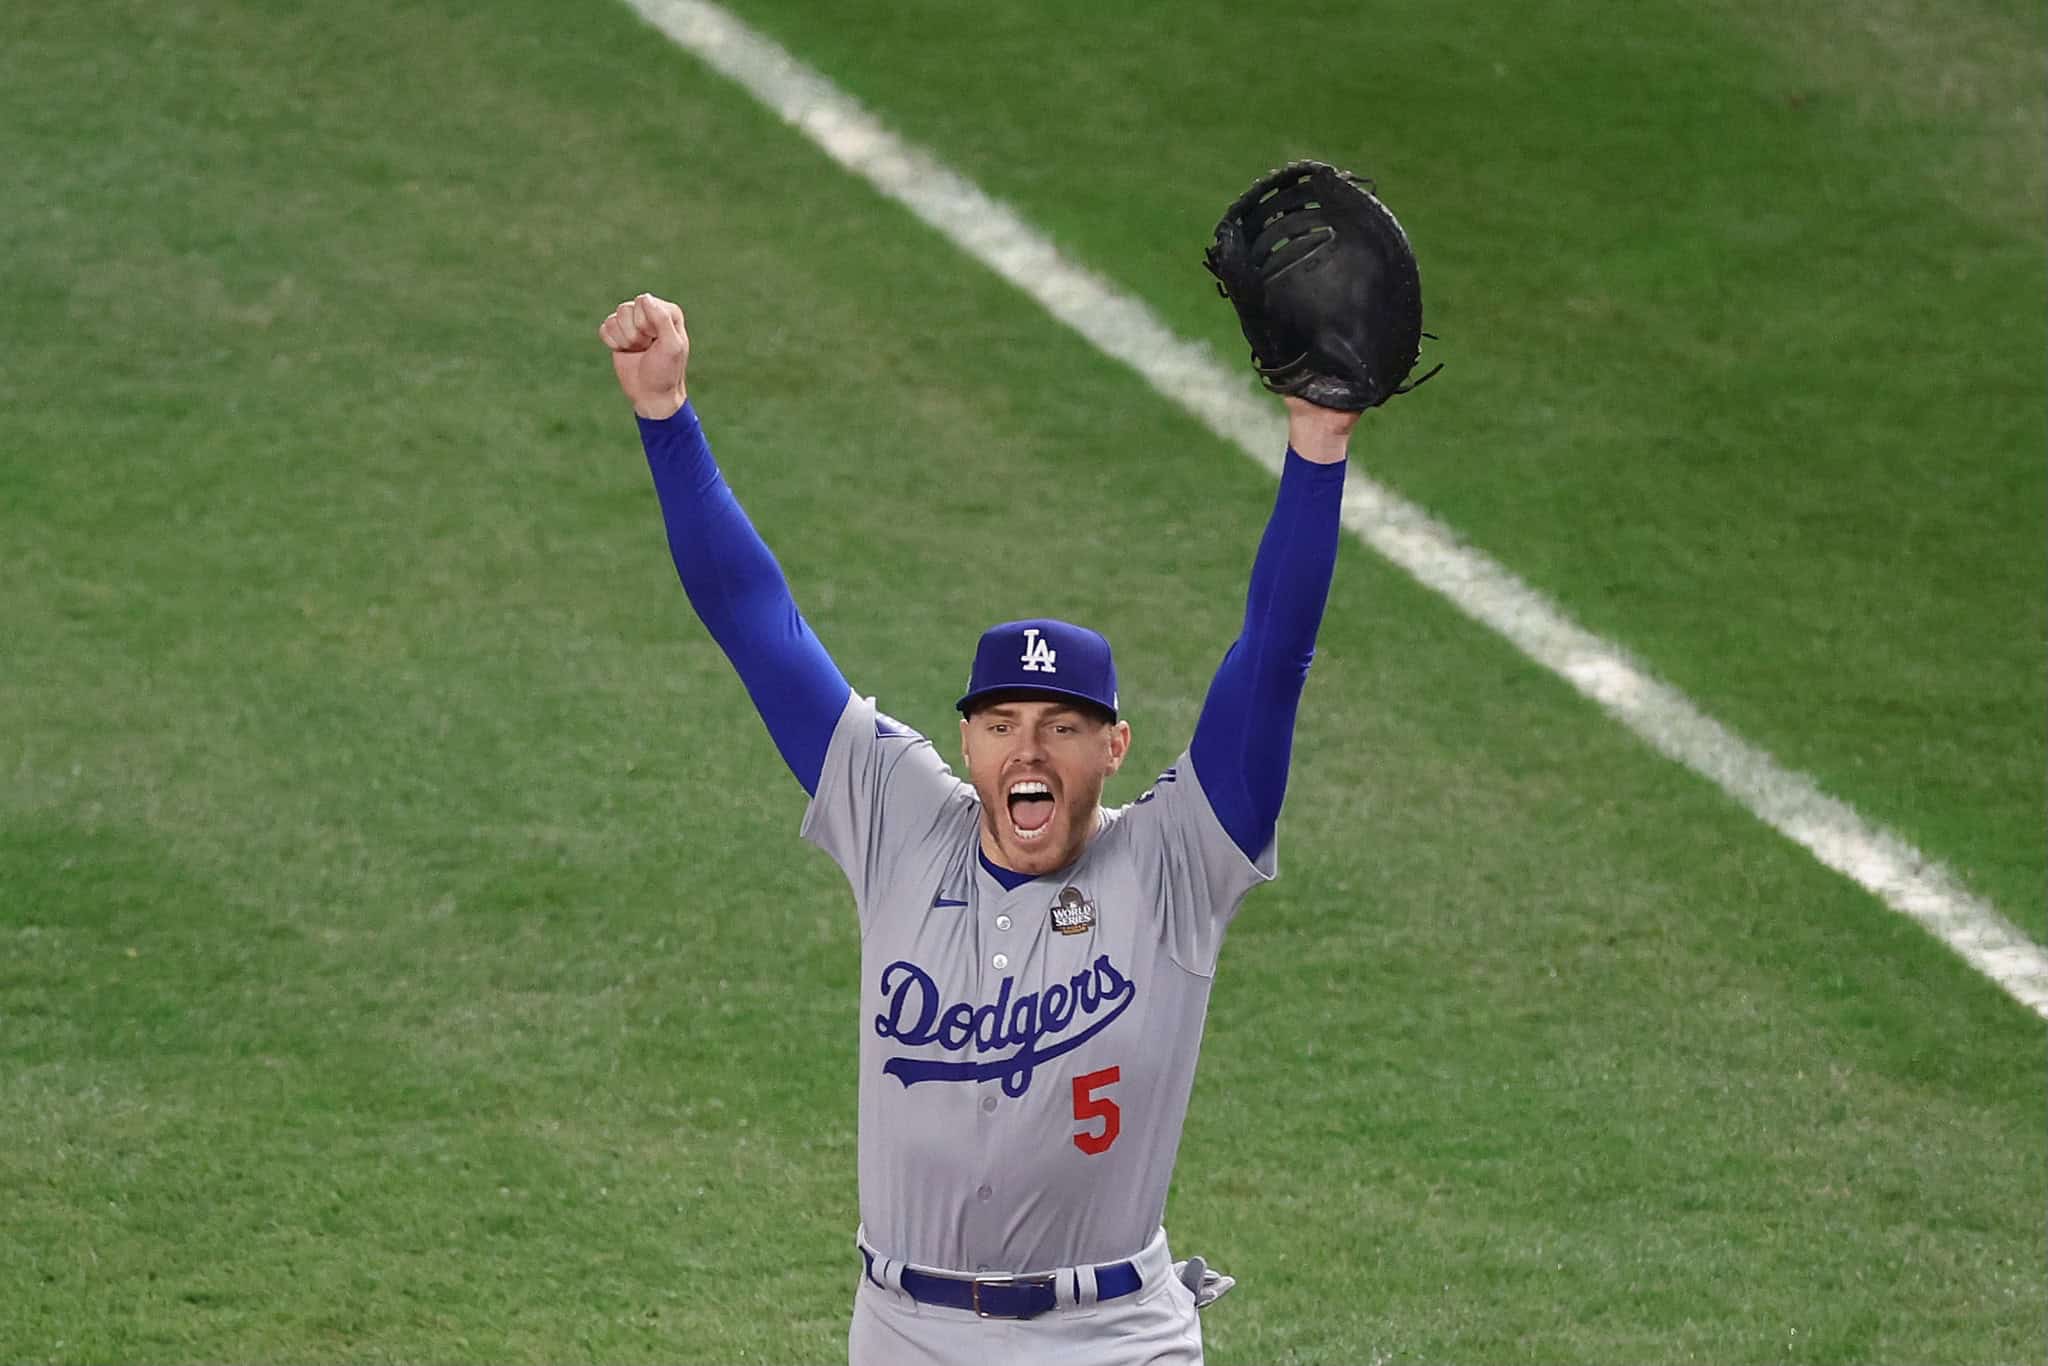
956, 618, 1120, 720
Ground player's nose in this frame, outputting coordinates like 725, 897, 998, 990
1006, 736, 1048, 766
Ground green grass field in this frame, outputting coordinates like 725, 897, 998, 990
3, 1, 2041, 1362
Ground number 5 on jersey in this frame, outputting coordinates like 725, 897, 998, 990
1072, 1066, 1121, 1155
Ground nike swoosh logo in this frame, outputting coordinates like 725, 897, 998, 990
932, 897, 969, 909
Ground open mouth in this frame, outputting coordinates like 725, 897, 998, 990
1006, 779, 1056, 842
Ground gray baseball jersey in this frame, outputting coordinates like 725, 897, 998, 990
802, 689, 1274, 1274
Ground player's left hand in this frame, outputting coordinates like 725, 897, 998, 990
599, 292, 690, 420
1283, 395, 1362, 464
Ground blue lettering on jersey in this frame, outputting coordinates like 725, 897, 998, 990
873, 955, 1135, 1097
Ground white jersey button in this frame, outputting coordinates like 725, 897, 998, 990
980, 1095, 997, 1113
994, 914, 1012, 931
991, 953, 1009, 970
976, 1184, 992, 1201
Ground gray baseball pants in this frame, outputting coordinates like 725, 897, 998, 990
848, 1226, 1203, 1365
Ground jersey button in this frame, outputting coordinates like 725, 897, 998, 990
991, 953, 1009, 970
994, 914, 1012, 931
976, 1184, 992, 1202
980, 1095, 997, 1113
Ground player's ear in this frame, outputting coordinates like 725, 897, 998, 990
959, 717, 972, 773
1104, 720, 1131, 774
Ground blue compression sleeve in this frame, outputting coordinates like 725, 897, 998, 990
638, 404, 850, 795
1189, 450, 1346, 860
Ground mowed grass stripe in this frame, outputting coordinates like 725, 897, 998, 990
622, 0, 2048, 1017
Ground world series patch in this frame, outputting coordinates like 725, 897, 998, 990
1050, 886, 1097, 935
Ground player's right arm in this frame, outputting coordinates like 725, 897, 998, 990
601, 293, 851, 796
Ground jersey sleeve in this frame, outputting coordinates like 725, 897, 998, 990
1189, 449, 1346, 860
800, 690, 975, 932
640, 404, 851, 795
1119, 745, 1277, 978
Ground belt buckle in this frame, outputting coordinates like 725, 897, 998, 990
969, 1272, 1055, 1319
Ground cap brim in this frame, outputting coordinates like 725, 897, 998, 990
956, 685, 1117, 722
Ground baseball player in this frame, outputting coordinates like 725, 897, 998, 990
601, 290, 1359, 1364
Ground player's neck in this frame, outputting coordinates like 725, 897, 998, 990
977, 808, 1105, 885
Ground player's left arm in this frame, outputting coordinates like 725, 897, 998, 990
1187, 398, 1357, 860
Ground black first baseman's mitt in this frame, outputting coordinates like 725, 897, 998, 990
1204, 160, 1439, 411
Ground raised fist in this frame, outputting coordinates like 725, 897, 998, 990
599, 293, 690, 420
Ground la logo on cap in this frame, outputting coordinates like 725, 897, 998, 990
1019, 627, 1058, 674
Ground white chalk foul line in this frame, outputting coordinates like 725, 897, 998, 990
624, 0, 2048, 1020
